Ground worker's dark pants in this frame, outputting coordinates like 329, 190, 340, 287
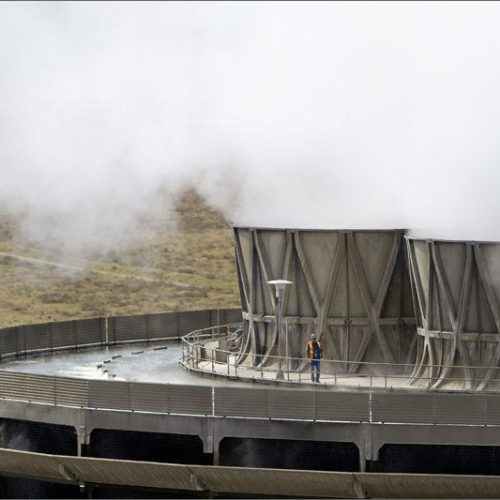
310, 359, 320, 382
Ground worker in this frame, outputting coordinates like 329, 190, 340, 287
306, 333, 322, 383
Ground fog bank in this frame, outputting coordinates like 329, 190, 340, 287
1, 1, 500, 252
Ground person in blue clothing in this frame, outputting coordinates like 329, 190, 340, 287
306, 333, 322, 383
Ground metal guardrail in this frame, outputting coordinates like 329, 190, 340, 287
4, 368, 500, 426
0, 308, 242, 359
0, 308, 237, 416
3, 309, 500, 426
181, 325, 500, 392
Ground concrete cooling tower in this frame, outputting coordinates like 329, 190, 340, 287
232, 227, 416, 374
406, 237, 500, 390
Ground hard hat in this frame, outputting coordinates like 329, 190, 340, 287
310, 333, 316, 339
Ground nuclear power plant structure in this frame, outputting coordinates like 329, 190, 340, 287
3, 226, 500, 498
232, 228, 416, 374
231, 227, 500, 391
407, 237, 500, 390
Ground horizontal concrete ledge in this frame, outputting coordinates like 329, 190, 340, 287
417, 328, 500, 342
243, 311, 416, 326
2, 447, 500, 499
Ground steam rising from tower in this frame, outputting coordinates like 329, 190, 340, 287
1, 3, 500, 255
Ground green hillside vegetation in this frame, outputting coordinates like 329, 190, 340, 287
0, 189, 240, 328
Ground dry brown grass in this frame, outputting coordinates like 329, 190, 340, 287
0, 189, 240, 327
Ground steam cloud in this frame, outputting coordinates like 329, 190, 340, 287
1, 1, 500, 253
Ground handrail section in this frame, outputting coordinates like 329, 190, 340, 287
181, 325, 500, 392
1, 309, 500, 426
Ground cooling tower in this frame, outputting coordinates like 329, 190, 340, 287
406, 237, 500, 390
232, 227, 415, 373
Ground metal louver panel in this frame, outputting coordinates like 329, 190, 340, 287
372, 393, 434, 424
129, 382, 168, 413
168, 384, 212, 415
27, 374, 56, 404
0, 371, 28, 400
88, 380, 130, 410
214, 387, 267, 418
55, 377, 89, 407
315, 391, 370, 422
486, 395, 500, 425
433, 393, 486, 425
267, 388, 315, 420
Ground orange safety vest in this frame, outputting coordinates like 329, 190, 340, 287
306, 339, 322, 360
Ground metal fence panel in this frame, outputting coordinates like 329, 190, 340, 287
24, 323, 51, 352
155, 312, 181, 338
51, 321, 77, 349
76, 318, 103, 346
130, 382, 168, 413
178, 310, 212, 334
145, 313, 174, 340
225, 309, 243, 324
0, 327, 19, 356
168, 384, 212, 415
28, 374, 56, 404
214, 387, 267, 418
315, 391, 370, 422
433, 393, 486, 425
207, 309, 241, 326
89, 380, 130, 410
0, 308, 242, 359
209, 309, 223, 326
55, 377, 89, 407
268, 388, 315, 420
112, 316, 147, 343
372, 393, 434, 424
0, 371, 29, 400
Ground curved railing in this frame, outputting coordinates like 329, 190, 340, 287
181, 325, 500, 392
0, 310, 499, 426
0, 308, 242, 360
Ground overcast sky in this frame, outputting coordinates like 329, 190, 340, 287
1, 1, 500, 253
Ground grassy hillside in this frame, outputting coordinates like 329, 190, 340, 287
0, 189, 240, 327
